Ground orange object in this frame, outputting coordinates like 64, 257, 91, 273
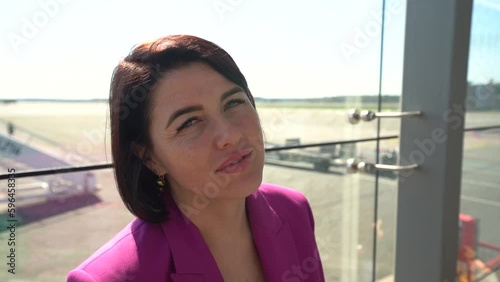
457, 213, 478, 281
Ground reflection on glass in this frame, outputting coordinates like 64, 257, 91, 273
457, 1, 500, 281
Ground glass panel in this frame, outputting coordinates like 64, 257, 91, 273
372, 0, 407, 279
0, 102, 110, 165
263, 142, 378, 281
0, 169, 133, 281
457, 1, 500, 281
373, 139, 400, 282
458, 130, 500, 281
0, 0, 405, 281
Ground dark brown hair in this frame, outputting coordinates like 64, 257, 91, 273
109, 35, 256, 223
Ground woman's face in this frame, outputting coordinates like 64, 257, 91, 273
143, 62, 264, 201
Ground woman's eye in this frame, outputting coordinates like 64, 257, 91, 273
224, 99, 246, 110
177, 117, 199, 131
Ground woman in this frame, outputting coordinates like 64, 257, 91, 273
67, 35, 324, 282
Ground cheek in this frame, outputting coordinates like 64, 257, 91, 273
240, 114, 264, 144
162, 137, 212, 186
235, 107, 260, 129
165, 140, 205, 169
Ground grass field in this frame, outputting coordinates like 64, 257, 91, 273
0, 101, 499, 281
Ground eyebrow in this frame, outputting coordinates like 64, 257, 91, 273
166, 86, 245, 128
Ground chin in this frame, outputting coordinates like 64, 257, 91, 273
246, 173, 263, 194
226, 169, 263, 199
245, 154, 264, 192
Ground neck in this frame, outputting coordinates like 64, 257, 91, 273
170, 188, 250, 246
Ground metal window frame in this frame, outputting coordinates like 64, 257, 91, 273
395, 0, 473, 281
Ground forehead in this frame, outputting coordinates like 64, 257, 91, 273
152, 62, 234, 106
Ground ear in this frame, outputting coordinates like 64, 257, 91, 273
130, 142, 166, 175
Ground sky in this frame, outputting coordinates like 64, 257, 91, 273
0, 0, 498, 100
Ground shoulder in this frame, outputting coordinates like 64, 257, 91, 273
67, 218, 171, 282
258, 183, 315, 227
258, 182, 309, 208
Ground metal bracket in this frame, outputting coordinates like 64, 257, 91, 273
346, 158, 418, 174
348, 108, 422, 124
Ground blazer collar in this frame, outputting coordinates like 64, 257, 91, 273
159, 186, 301, 281
247, 187, 302, 281
159, 190, 223, 281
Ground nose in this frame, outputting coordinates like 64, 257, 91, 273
213, 116, 243, 149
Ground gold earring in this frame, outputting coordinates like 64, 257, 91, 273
156, 174, 166, 190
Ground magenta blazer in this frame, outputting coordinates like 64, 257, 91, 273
67, 183, 325, 281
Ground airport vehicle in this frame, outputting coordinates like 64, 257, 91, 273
265, 138, 357, 172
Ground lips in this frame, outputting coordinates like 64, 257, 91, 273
216, 148, 253, 173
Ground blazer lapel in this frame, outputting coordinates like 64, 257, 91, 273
246, 189, 302, 281
169, 274, 205, 282
159, 188, 302, 282
160, 191, 224, 282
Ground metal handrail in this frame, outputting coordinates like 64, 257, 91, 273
463, 125, 500, 132
0, 163, 113, 180
1, 124, 499, 180
264, 135, 399, 152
